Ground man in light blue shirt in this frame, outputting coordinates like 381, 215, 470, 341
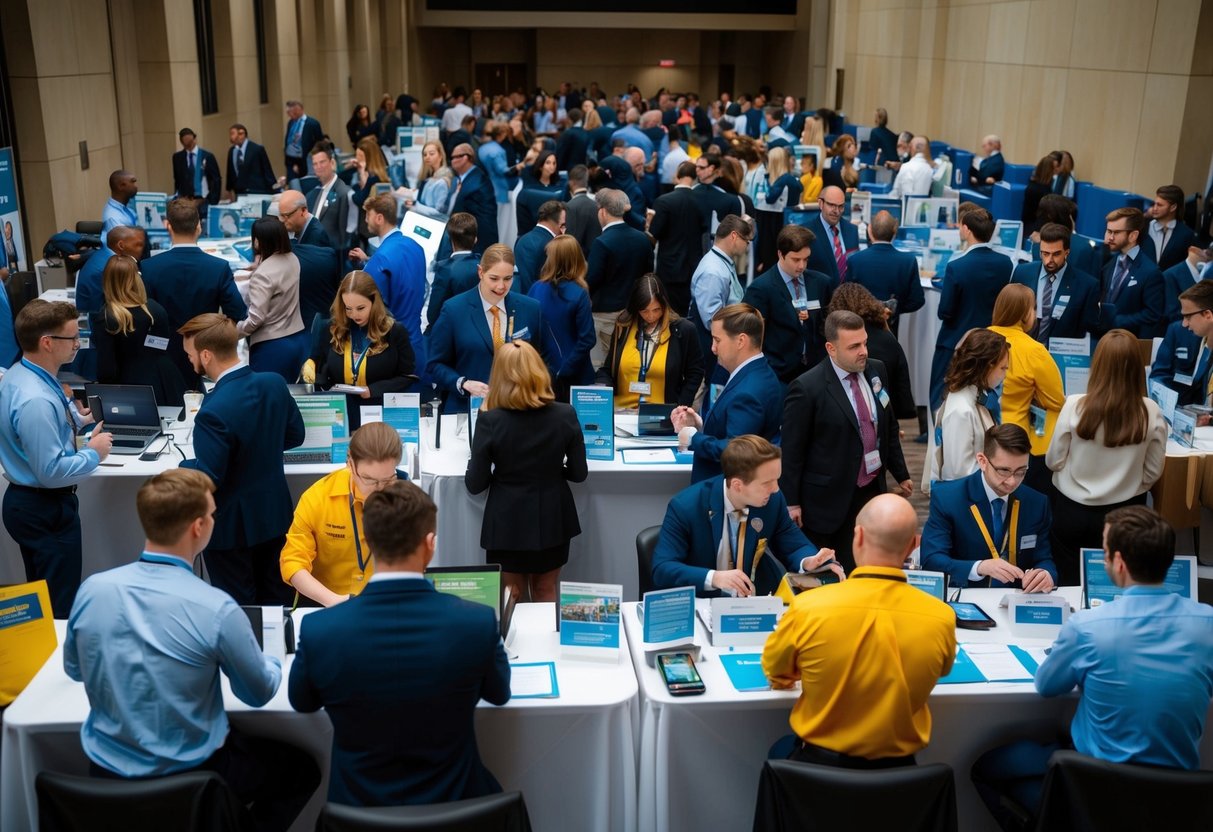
101, 169, 138, 234
690, 215, 752, 385
65, 468, 318, 830
0, 300, 111, 616
611, 108, 655, 159
972, 505, 1213, 830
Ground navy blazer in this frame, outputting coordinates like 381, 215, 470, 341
294, 242, 342, 332
1162, 260, 1201, 323
225, 141, 276, 195
305, 178, 352, 252
141, 246, 248, 388
1141, 222, 1197, 273
652, 475, 819, 596
1150, 321, 1208, 407
528, 278, 596, 386
284, 117, 324, 162
971, 154, 1005, 187
512, 226, 558, 294
296, 217, 334, 249
289, 579, 510, 807
1010, 261, 1101, 341
427, 252, 481, 329
868, 126, 899, 165
555, 125, 590, 171
650, 186, 710, 292
598, 157, 648, 229
693, 183, 746, 235
742, 266, 833, 384
585, 222, 655, 313
427, 288, 549, 412
440, 168, 498, 258
689, 356, 783, 482
936, 246, 1015, 350
1100, 249, 1165, 338
364, 231, 428, 384
806, 215, 859, 286
846, 243, 925, 329
171, 148, 221, 204
920, 470, 1057, 588
181, 366, 304, 549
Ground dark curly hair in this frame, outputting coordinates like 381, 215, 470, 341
826, 283, 890, 330
944, 328, 1008, 393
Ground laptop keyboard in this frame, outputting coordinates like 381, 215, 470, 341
284, 451, 333, 465
115, 427, 161, 437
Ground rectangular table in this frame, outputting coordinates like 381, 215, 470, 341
1, 603, 638, 832
623, 586, 1213, 832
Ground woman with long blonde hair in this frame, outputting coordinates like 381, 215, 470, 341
408, 140, 452, 213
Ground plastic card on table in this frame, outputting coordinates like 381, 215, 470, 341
559, 581, 622, 662
703, 596, 785, 648
0, 580, 57, 705
719, 654, 771, 692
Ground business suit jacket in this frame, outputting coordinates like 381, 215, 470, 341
596, 317, 704, 406
512, 225, 558, 294
364, 231, 428, 381
693, 183, 745, 232
447, 168, 499, 255
936, 246, 1014, 350
1162, 260, 1202, 323
971, 153, 1005, 186
599, 157, 648, 230
289, 579, 510, 806
869, 125, 899, 166
294, 242, 342, 332
284, 116, 323, 165
1099, 249, 1165, 338
866, 324, 916, 420
565, 191, 601, 258
315, 322, 417, 429
585, 222, 655, 313
779, 358, 909, 536
650, 187, 709, 298
555, 126, 590, 171
305, 178, 353, 252
515, 187, 564, 239
296, 217, 334, 249
225, 140, 276, 195
427, 288, 549, 412
652, 475, 818, 596
90, 301, 187, 406
528, 279, 596, 388
1150, 321, 1208, 406
807, 215, 860, 286
920, 470, 1057, 588
1010, 261, 1101, 340
427, 251, 481, 329
689, 356, 783, 482
846, 243, 925, 330
182, 366, 304, 549
141, 245, 249, 388
465, 403, 588, 550
171, 147, 221, 204
742, 266, 833, 383
1141, 222, 1197, 273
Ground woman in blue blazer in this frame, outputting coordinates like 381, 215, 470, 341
527, 235, 596, 400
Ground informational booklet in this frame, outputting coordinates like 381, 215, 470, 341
699, 596, 784, 647
510, 662, 559, 698
719, 654, 771, 692
1048, 336, 1092, 395
621, 448, 677, 465
963, 644, 1035, 682
570, 386, 614, 461
1149, 380, 1179, 425
639, 586, 695, 644
382, 392, 420, 443
559, 581, 622, 660
936, 645, 986, 684
1171, 408, 1197, 447
0, 580, 57, 705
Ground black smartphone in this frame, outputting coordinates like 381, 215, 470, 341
87, 395, 103, 420
657, 652, 706, 696
948, 601, 996, 630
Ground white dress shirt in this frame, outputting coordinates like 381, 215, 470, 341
1148, 218, 1175, 259
889, 153, 933, 200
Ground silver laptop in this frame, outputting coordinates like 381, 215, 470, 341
84, 384, 163, 455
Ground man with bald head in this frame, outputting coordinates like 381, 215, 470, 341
442, 141, 499, 256
75, 226, 146, 315
763, 494, 956, 768
806, 185, 858, 286
277, 189, 333, 248
102, 170, 139, 234
970, 134, 1005, 192
889, 136, 934, 200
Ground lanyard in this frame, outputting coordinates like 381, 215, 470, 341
22, 359, 75, 435
969, 500, 1020, 565
851, 572, 907, 583
350, 342, 371, 381
349, 491, 371, 572
635, 326, 662, 382
139, 553, 193, 573
711, 248, 737, 275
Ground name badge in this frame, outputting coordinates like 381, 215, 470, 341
1020, 535, 1037, 549
876, 388, 891, 409
792, 297, 809, 312
1057, 295, 1071, 305
1174, 372, 1195, 386
1176, 347, 1189, 360
629, 381, 652, 396
144, 335, 169, 351
1051, 304, 1066, 320
511, 325, 531, 340
1029, 404, 1047, 436
806, 299, 822, 311
863, 449, 881, 474
1128, 279, 1138, 287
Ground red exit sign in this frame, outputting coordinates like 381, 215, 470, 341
659, 59, 676, 68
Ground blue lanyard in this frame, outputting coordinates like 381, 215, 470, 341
22, 359, 75, 434
139, 552, 193, 572
711, 248, 736, 274
349, 491, 369, 572
635, 326, 661, 382
350, 344, 371, 379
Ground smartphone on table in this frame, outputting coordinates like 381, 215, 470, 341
657, 652, 706, 696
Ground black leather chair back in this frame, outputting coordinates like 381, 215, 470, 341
316, 791, 533, 832
36, 770, 250, 832
635, 525, 661, 597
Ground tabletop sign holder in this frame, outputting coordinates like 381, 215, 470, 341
1005, 594, 1070, 639
1048, 336, 1091, 395
0, 580, 57, 706
637, 586, 698, 667
558, 581, 622, 662
570, 386, 614, 461
699, 596, 785, 648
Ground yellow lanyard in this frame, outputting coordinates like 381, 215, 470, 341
968, 501, 1019, 565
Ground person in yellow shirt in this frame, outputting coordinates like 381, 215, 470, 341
987, 283, 1066, 495
762, 493, 956, 768
799, 153, 823, 204
280, 422, 403, 606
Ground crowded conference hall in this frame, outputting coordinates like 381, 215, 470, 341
2, 1, 1213, 830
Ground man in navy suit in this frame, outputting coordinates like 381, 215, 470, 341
780, 310, 912, 572
585, 188, 654, 366
555, 107, 590, 171
427, 250, 549, 413
351, 195, 427, 389
1099, 207, 1165, 339
869, 108, 900, 167
1141, 185, 1196, 272
171, 128, 220, 211
807, 186, 859, 286
1010, 223, 1101, 342
653, 435, 841, 597
742, 224, 833, 387
969, 135, 1005, 194
843, 210, 924, 335
439, 143, 498, 257
1162, 250, 1213, 323
224, 123, 277, 197
513, 199, 564, 294
693, 154, 744, 243
921, 424, 1057, 590
179, 314, 304, 605
929, 207, 1014, 410
289, 481, 509, 807
282, 100, 324, 182
305, 144, 352, 255
293, 242, 342, 334
277, 189, 334, 249
672, 304, 783, 482
427, 213, 481, 331
598, 153, 648, 230
1150, 281, 1213, 407
141, 199, 247, 389
650, 161, 709, 316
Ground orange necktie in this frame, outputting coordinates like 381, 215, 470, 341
490, 306, 503, 350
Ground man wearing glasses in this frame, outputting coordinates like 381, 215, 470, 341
807, 186, 859, 286
921, 424, 1057, 591
277, 188, 334, 249
1098, 206, 1164, 338
689, 215, 754, 387
0, 301, 113, 617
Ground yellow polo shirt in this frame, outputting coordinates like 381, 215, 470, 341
761, 565, 957, 758
279, 468, 374, 596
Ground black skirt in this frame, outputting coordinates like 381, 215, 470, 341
486, 542, 570, 574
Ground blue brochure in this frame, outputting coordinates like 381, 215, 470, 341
640, 586, 695, 643
382, 393, 420, 443
720, 654, 770, 692
559, 581, 622, 652
570, 386, 614, 460
936, 646, 986, 684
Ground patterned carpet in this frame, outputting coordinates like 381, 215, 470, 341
898, 417, 931, 526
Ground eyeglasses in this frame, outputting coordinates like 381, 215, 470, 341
451, 153, 470, 160
820, 200, 845, 211
279, 205, 304, 219
991, 465, 1030, 480
352, 465, 397, 489
44, 334, 81, 345
1181, 309, 1209, 321
1104, 228, 1130, 236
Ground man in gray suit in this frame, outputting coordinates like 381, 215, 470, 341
305, 143, 351, 254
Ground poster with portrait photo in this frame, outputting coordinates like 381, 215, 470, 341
903, 196, 958, 229
0, 148, 28, 272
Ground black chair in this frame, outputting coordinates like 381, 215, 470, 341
75, 220, 103, 236
1035, 750, 1213, 831
316, 791, 533, 831
36, 770, 250, 832
5, 269, 37, 317
753, 759, 958, 832
635, 525, 660, 597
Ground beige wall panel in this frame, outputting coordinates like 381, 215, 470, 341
1068, 0, 1155, 73
1012, 66, 1067, 162
10, 76, 49, 164
18, 163, 56, 246
1131, 74, 1188, 195
1147, 0, 1200, 76
937, 60, 986, 150
984, 1, 1030, 66
1173, 75, 1213, 195
1022, 0, 1076, 68
1060, 69, 1146, 191
946, 4, 991, 64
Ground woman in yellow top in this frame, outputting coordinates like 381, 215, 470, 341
596, 275, 704, 409
799, 153, 823, 203
987, 283, 1066, 495
279, 422, 403, 606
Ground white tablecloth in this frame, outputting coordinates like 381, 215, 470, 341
0, 603, 638, 832
624, 587, 1213, 832
897, 278, 942, 409
420, 414, 692, 600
